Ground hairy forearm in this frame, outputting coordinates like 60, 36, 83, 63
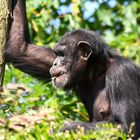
5, 0, 56, 81
7, 0, 29, 53
7, 44, 55, 81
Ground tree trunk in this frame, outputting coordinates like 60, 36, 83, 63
0, 0, 12, 88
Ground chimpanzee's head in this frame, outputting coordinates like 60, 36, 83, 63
50, 29, 108, 88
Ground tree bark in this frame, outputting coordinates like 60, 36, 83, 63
0, 0, 12, 88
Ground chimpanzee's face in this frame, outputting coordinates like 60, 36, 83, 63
49, 33, 92, 89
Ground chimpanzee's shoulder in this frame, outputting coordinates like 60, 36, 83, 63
106, 55, 140, 79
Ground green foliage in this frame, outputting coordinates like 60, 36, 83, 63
2, 122, 128, 140
1, 0, 140, 139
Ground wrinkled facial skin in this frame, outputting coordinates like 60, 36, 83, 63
50, 40, 92, 89
50, 55, 70, 88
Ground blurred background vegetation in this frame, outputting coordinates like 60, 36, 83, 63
0, 0, 140, 139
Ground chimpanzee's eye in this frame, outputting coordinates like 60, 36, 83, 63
55, 51, 64, 57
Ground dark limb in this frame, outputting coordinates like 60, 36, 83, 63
5, 0, 56, 82
60, 121, 118, 133
60, 121, 96, 132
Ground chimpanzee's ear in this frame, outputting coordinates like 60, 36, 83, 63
77, 41, 92, 61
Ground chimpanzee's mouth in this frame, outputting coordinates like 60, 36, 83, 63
51, 73, 68, 88
51, 71, 65, 78
51, 73, 66, 81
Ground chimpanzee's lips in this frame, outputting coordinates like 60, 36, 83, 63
51, 73, 66, 80
51, 71, 65, 79
51, 73, 68, 88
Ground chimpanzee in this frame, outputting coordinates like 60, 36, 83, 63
49, 30, 140, 138
5, 0, 140, 139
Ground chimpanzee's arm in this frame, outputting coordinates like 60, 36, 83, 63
5, 0, 56, 82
